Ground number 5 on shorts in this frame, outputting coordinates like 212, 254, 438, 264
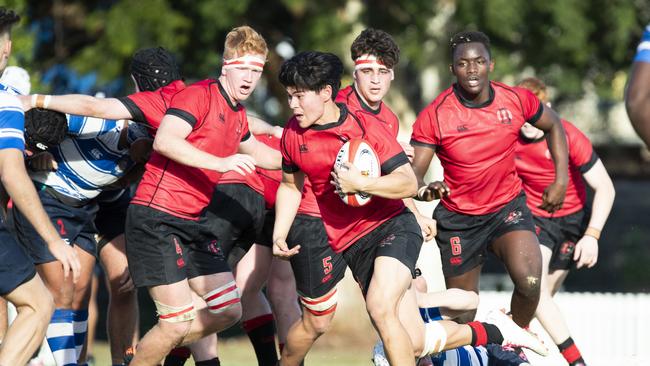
450, 236, 462, 256
322, 256, 333, 275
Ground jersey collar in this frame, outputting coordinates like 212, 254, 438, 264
452, 82, 495, 109
310, 103, 348, 131
216, 80, 242, 112
352, 84, 382, 115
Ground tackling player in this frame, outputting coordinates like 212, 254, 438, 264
625, 24, 650, 147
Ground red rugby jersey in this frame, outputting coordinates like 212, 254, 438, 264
515, 119, 597, 217
118, 79, 186, 134
254, 134, 282, 209
411, 81, 543, 215
281, 104, 408, 253
218, 133, 276, 197
132, 80, 251, 219
294, 85, 402, 218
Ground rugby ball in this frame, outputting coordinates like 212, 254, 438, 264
334, 139, 380, 207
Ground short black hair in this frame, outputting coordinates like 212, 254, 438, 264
278, 51, 344, 100
0, 8, 20, 35
350, 28, 400, 69
130, 47, 181, 92
449, 31, 491, 60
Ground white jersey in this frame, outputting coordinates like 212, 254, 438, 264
30, 114, 149, 201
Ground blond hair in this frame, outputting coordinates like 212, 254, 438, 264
517, 77, 548, 103
223, 26, 268, 60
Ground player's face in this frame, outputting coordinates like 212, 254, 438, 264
520, 122, 544, 140
0, 34, 12, 73
354, 66, 392, 108
451, 43, 493, 96
222, 53, 265, 102
286, 86, 329, 128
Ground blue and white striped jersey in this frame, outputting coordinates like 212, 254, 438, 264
0, 82, 25, 152
30, 115, 149, 201
634, 24, 650, 63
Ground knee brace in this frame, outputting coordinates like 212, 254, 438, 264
300, 289, 338, 316
154, 301, 196, 323
420, 321, 448, 357
202, 281, 241, 314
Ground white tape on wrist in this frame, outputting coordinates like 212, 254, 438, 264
417, 185, 429, 200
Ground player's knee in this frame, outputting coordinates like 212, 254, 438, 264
299, 290, 338, 334
366, 297, 397, 325
155, 300, 196, 341
202, 280, 243, 330
514, 274, 542, 299
303, 310, 335, 336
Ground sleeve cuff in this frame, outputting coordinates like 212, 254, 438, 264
118, 97, 146, 123
282, 161, 300, 173
527, 100, 544, 125
166, 108, 197, 127
409, 138, 438, 149
381, 152, 409, 175
578, 151, 599, 173
240, 131, 251, 142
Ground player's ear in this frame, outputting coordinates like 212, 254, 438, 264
320, 85, 332, 102
489, 60, 494, 72
448, 63, 455, 76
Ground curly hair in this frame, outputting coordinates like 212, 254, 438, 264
517, 77, 548, 103
0, 7, 20, 35
279, 51, 344, 101
223, 26, 268, 60
350, 28, 400, 69
449, 30, 491, 60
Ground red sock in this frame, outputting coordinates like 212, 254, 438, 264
558, 337, 585, 365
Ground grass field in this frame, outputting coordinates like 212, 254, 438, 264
90, 336, 375, 365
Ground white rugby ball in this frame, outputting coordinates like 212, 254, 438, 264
334, 139, 380, 207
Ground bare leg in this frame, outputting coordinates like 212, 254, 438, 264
267, 258, 301, 346
491, 230, 542, 327
100, 234, 139, 364
444, 265, 482, 323
0, 275, 55, 365
534, 245, 571, 344
0, 298, 7, 344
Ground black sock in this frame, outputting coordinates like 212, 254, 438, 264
558, 337, 586, 365
195, 357, 221, 366
468, 321, 504, 346
242, 314, 278, 366
163, 346, 191, 366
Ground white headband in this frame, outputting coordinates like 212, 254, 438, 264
222, 55, 266, 73
354, 54, 394, 80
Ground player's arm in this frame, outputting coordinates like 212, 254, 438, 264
411, 144, 450, 201
625, 61, 650, 147
332, 160, 417, 200
0, 148, 80, 282
416, 288, 479, 320
247, 114, 283, 138
153, 114, 255, 175
272, 170, 304, 259
573, 159, 615, 269
19, 94, 132, 121
238, 133, 282, 170
532, 104, 569, 213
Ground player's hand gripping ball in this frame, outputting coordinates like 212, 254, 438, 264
333, 139, 380, 207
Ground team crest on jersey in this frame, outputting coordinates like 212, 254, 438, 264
496, 108, 513, 124
504, 210, 523, 225
219, 113, 225, 123
299, 144, 309, 153
457, 124, 469, 132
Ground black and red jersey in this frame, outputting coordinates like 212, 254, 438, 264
132, 79, 251, 219
411, 81, 543, 215
253, 134, 282, 209
118, 79, 186, 134
515, 119, 597, 217
295, 86, 402, 218
218, 133, 277, 198
281, 104, 408, 253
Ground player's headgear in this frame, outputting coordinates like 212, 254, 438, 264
24, 108, 68, 151
130, 47, 181, 92
449, 31, 491, 59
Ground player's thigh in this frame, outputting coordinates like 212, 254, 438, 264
99, 234, 129, 284
234, 244, 272, 294
4, 274, 53, 312
491, 230, 542, 280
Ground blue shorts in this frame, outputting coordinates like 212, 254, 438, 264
12, 189, 99, 264
0, 218, 37, 295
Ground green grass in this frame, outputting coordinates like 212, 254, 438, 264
91, 336, 375, 365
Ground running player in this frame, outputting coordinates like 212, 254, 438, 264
123, 26, 280, 366
515, 77, 615, 366
0, 8, 80, 365
275, 50, 547, 365
411, 31, 569, 329
625, 24, 650, 147
279, 28, 435, 366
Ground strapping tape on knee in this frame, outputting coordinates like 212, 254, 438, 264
154, 300, 196, 323
300, 289, 338, 316
202, 281, 241, 314
420, 321, 448, 358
